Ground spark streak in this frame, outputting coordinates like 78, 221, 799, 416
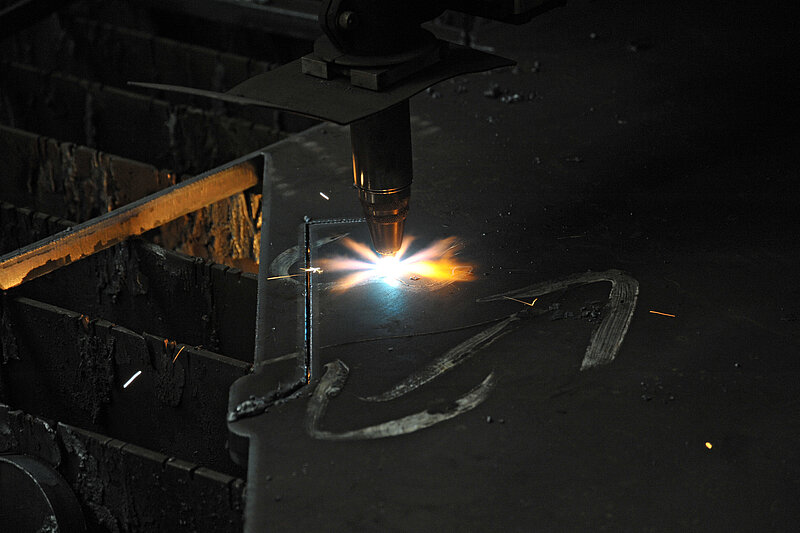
172, 345, 186, 363
266, 268, 323, 281
503, 296, 538, 307
319, 192, 330, 200
123, 370, 142, 388
649, 310, 676, 317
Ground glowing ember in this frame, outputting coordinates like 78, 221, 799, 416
172, 345, 186, 364
317, 236, 474, 291
705, 442, 713, 449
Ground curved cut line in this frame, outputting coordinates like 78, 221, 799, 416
363, 315, 520, 402
477, 269, 639, 370
305, 360, 495, 441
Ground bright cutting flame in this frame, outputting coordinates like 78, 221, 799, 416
317, 236, 474, 291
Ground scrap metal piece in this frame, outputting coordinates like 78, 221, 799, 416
0, 156, 259, 290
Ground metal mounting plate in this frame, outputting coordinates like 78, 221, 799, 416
130, 44, 514, 125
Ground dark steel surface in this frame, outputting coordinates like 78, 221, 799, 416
227, 1, 800, 529
1, 0, 798, 531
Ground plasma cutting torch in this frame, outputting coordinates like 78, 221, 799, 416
318, 0, 565, 256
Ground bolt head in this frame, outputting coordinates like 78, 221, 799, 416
338, 11, 358, 30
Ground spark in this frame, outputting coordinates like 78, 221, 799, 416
266, 267, 323, 281
123, 370, 142, 388
503, 296, 538, 307
319, 192, 330, 200
705, 442, 713, 449
172, 345, 186, 363
266, 273, 304, 280
316, 236, 474, 291
649, 310, 676, 318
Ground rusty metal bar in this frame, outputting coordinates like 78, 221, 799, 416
0, 156, 259, 290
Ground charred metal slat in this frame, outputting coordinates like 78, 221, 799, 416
0, 16, 295, 131
55, 423, 245, 532
0, 404, 60, 466
0, 61, 282, 174
3, 296, 250, 475
0, 157, 258, 290
3, 16, 274, 90
0, 127, 265, 270
0, 125, 176, 221
1, 203, 260, 362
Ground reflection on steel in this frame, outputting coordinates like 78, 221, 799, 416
364, 315, 523, 402
479, 269, 640, 370
0, 158, 258, 290
305, 360, 495, 441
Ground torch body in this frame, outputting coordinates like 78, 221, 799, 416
350, 100, 412, 256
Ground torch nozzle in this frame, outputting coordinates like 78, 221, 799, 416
350, 100, 413, 257
360, 188, 409, 256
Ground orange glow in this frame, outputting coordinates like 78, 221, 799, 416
317, 236, 474, 291
649, 310, 676, 317
503, 296, 538, 307
705, 442, 713, 449
172, 345, 186, 364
